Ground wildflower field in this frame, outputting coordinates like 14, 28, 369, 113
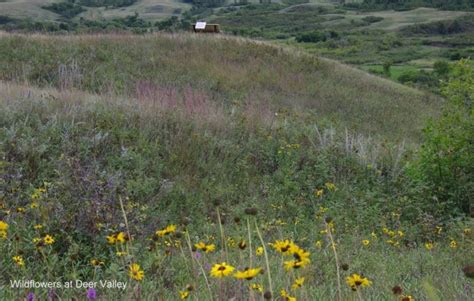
0, 33, 473, 300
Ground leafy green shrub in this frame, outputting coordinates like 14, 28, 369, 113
411, 59, 474, 216
42, 1, 85, 19
296, 31, 326, 43
362, 16, 383, 24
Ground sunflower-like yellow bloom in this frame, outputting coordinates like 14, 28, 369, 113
13, 256, 24, 267
425, 242, 434, 250
448, 240, 457, 249
156, 224, 177, 237
116, 232, 127, 243
0, 230, 6, 239
179, 291, 190, 299
280, 289, 297, 301
256, 246, 264, 256
362, 239, 370, 246
271, 239, 293, 254
129, 263, 144, 281
194, 242, 216, 253
0, 221, 9, 231
106, 234, 116, 244
210, 262, 235, 278
400, 295, 415, 301
291, 277, 305, 290
346, 273, 371, 291
43, 234, 55, 245
250, 283, 263, 293
234, 267, 262, 280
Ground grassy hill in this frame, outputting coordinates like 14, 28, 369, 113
0, 33, 439, 140
0, 33, 472, 301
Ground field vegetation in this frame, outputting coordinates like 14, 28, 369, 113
0, 33, 473, 300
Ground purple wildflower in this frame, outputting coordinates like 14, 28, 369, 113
86, 288, 97, 300
27, 292, 35, 301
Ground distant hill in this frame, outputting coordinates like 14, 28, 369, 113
0, 33, 439, 140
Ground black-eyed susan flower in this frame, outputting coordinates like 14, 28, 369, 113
256, 246, 264, 256
0, 230, 6, 239
464, 228, 472, 235
16, 207, 26, 214
179, 291, 189, 299
325, 182, 336, 191
250, 283, 263, 293
362, 239, 370, 246
291, 277, 305, 290
315, 189, 324, 197
280, 289, 297, 301
106, 234, 116, 244
129, 263, 144, 281
346, 273, 371, 291
116, 232, 127, 243
210, 262, 235, 278
0, 221, 7, 231
271, 239, 293, 254
450, 240, 457, 249
33, 224, 43, 230
30, 202, 39, 209
43, 234, 54, 245
13, 255, 24, 267
371, 232, 377, 239
425, 242, 434, 250
234, 267, 262, 280
400, 295, 415, 301
91, 259, 104, 266
194, 242, 216, 253
156, 225, 177, 237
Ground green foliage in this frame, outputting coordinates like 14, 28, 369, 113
353, 0, 474, 11
78, 0, 137, 8
296, 31, 327, 43
42, 1, 85, 19
412, 59, 474, 216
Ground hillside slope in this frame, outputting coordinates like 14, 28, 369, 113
0, 33, 439, 140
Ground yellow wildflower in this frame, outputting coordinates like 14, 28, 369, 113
256, 246, 264, 256
129, 263, 144, 281
346, 273, 371, 291
116, 251, 128, 257
179, 291, 190, 299
156, 224, 177, 237
0, 230, 6, 239
315, 240, 323, 249
30, 202, 39, 209
271, 239, 293, 254
280, 289, 297, 301
234, 267, 262, 280
13, 255, 24, 267
450, 240, 457, 249
210, 262, 235, 278
425, 242, 434, 250
325, 182, 336, 191
291, 277, 305, 290
315, 189, 324, 197
250, 283, 263, 293
362, 240, 370, 246
106, 235, 116, 244
43, 234, 54, 245
34, 224, 43, 230
0, 221, 8, 231
194, 242, 216, 253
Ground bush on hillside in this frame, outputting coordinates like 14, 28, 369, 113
411, 59, 474, 216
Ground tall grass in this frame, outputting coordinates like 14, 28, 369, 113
0, 33, 440, 140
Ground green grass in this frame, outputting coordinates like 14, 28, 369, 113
0, 33, 440, 141
0, 32, 472, 300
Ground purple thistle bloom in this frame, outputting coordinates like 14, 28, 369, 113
86, 288, 97, 300
26, 292, 35, 301
194, 251, 202, 260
